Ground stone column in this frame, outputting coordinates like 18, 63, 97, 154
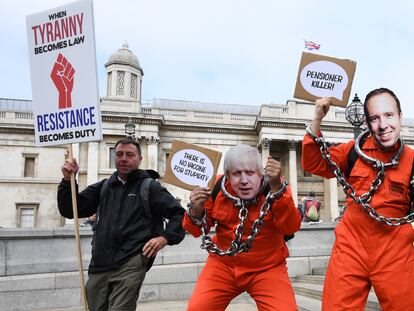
87, 142, 99, 185
328, 177, 339, 221
258, 138, 271, 168
146, 136, 160, 171
288, 140, 298, 205
72, 143, 80, 162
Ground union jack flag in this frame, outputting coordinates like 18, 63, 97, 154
304, 40, 321, 50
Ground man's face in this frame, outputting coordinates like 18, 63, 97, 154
115, 143, 142, 180
366, 93, 402, 150
228, 163, 262, 200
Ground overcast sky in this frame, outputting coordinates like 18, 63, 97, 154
1, 0, 414, 119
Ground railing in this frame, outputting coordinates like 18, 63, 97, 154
0, 98, 32, 112
15, 112, 34, 120
0, 111, 34, 123
194, 111, 224, 120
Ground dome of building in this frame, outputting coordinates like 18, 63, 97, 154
105, 42, 142, 71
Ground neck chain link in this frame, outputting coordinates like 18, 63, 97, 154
305, 124, 414, 226
354, 130, 404, 169
196, 176, 287, 256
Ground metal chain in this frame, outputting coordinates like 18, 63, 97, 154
237, 188, 287, 253
195, 178, 288, 256
305, 124, 414, 226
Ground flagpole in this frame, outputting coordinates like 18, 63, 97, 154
68, 144, 88, 311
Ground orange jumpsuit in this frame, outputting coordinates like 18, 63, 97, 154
302, 133, 414, 310
183, 178, 301, 311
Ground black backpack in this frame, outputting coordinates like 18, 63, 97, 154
211, 175, 295, 242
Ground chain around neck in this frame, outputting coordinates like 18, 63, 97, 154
354, 130, 404, 169
219, 175, 267, 208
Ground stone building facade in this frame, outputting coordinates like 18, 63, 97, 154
1, 43, 413, 228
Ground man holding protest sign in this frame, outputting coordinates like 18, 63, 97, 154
302, 88, 414, 310
183, 144, 301, 310
58, 138, 186, 311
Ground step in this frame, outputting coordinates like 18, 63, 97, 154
311, 267, 327, 275
295, 294, 322, 311
292, 281, 381, 311
294, 274, 325, 285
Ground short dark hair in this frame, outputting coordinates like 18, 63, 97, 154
363, 87, 401, 121
309, 191, 316, 197
114, 137, 142, 155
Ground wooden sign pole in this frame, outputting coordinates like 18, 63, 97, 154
68, 144, 88, 311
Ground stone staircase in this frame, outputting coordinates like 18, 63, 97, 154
1, 223, 341, 311
292, 268, 381, 311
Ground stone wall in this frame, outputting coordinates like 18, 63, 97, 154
0, 223, 335, 310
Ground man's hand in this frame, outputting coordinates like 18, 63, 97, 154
61, 158, 79, 181
311, 97, 332, 134
265, 156, 282, 192
142, 236, 167, 257
189, 187, 211, 219
51, 53, 75, 109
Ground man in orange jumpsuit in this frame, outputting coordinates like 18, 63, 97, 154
302, 88, 414, 310
183, 144, 301, 311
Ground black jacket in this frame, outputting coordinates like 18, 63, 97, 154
57, 169, 185, 273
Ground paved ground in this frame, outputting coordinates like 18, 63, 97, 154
36, 299, 256, 311
34, 295, 322, 311
138, 299, 256, 310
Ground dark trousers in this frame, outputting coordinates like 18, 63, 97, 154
86, 253, 148, 311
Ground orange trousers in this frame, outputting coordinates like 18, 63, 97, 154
187, 256, 297, 311
322, 222, 414, 310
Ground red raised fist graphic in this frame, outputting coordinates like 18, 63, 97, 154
50, 53, 75, 109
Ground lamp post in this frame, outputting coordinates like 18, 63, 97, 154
345, 94, 365, 139
124, 117, 136, 139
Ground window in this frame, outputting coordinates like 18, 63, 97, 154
130, 73, 137, 98
107, 72, 112, 95
117, 71, 125, 95
109, 147, 115, 169
24, 157, 35, 177
304, 170, 313, 177
22, 153, 37, 177
16, 204, 39, 228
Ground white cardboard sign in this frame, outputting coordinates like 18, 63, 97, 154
294, 52, 357, 107
164, 140, 222, 191
26, 0, 102, 146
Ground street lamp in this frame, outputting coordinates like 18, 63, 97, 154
345, 94, 365, 139
124, 117, 136, 139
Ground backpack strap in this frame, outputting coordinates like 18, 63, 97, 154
345, 135, 370, 180
345, 146, 358, 179
211, 175, 225, 202
99, 178, 109, 200
140, 177, 154, 219
139, 177, 158, 272
96, 178, 109, 223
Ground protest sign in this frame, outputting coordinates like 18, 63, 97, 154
164, 140, 222, 191
26, 1, 101, 308
26, 0, 102, 146
294, 52, 357, 107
